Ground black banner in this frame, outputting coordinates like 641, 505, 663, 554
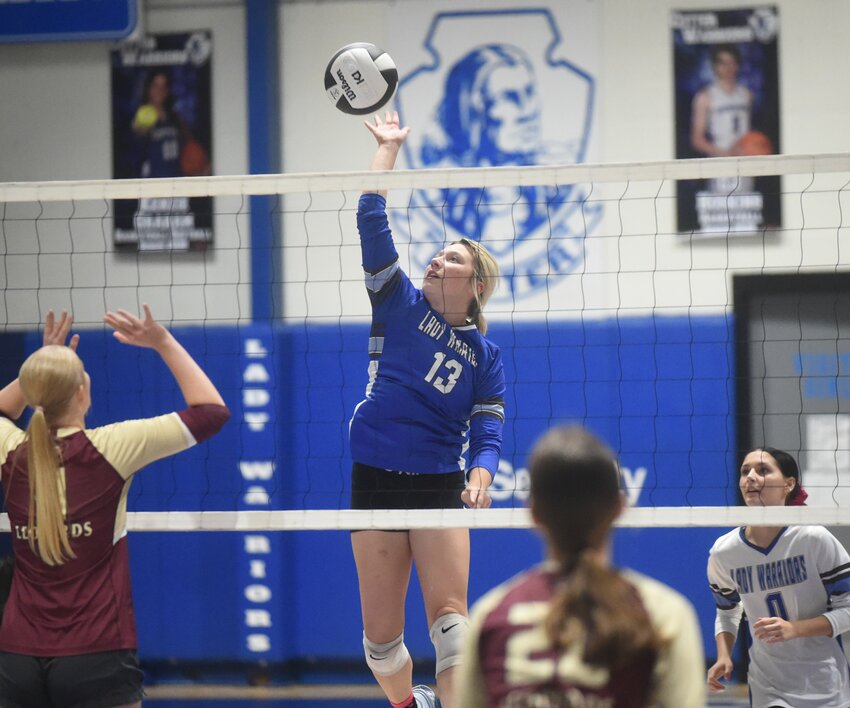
111, 32, 213, 251
672, 7, 781, 235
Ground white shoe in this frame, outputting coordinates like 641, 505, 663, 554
412, 684, 437, 708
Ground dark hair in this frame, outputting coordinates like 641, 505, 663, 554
529, 426, 664, 669
756, 447, 806, 506
142, 69, 176, 121
711, 44, 742, 66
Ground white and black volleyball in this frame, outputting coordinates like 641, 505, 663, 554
324, 43, 398, 115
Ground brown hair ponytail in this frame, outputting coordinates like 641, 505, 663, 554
529, 426, 665, 669
545, 549, 662, 668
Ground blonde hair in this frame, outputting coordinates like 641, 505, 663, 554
457, 238, 499, 335
17, 345, 85, 566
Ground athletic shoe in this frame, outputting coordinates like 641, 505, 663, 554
412, 684, 437, 708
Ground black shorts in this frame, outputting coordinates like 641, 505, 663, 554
0, 648, 144, 708
351, 463, 465, 511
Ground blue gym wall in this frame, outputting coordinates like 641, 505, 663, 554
7, 315, 737, 665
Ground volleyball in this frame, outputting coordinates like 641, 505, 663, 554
133, 104, 158, 130
324, 43, 398, 115
734, 130, 774, 156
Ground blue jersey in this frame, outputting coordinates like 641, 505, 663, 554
350, 194, 505, 477
142, 118, 181, 178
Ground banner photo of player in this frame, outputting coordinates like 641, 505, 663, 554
672, 7, 781, 235
111, 31, 213, 251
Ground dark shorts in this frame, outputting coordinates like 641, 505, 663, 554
0, 649, 144, 708
351, 462, 465, 511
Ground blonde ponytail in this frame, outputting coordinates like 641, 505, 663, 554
457, 238, 499, 335
19, 345, 84, 566
26, 409, 74, 565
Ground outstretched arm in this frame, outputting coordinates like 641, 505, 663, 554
104, 304, 225, 407
0, 310, 79, 419
364, 110, 410, 196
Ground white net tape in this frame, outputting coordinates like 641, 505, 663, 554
1, 152, 849, 530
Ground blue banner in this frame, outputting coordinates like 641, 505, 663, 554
0, 0, 138, 43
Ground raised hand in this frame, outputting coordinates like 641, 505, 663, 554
104, 304, 171, 350
43, 309, 79, 351
364, 110, 410, 147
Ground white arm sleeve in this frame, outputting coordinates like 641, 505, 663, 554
715, 604, 744, 637
708, 543, 744, 637
816, 527, 850, 636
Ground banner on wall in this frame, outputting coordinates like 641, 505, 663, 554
111, 32, 214, 251
389, 4, 602, 304
0, 0, 138, 43
672, 7, 781, 235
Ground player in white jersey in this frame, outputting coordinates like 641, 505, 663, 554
691, 45, 754, 195
691, 45, 753, 157
707, 447, 850, 707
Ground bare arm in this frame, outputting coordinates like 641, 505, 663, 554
752, 614, 834, 643
104, 305, 225, 407
707, 631, 735, 692
0, 309, 79, 419
364, 111, 410, 197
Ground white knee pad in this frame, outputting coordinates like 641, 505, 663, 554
363, 631, 410, 677
429, 612, 469, 675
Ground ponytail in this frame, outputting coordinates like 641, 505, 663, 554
18, 345, 84, 566
470, 310, 488, 336
457, 238, 498, 336
26, 409, 74, 566
545, 551, 663, 669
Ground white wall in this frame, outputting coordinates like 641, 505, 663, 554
0, 0, 848, 326
279, 0, 850, 321
281, 0, 850, 169
0, 0, 250, 327
598, 0, 850, 159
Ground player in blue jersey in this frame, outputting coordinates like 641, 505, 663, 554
351, 112, 505, 708
132, 70, 183, 178
707, 447, 850, 707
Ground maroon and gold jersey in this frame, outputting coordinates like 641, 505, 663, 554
458, 562, 705, 708
0, 406, 227, 657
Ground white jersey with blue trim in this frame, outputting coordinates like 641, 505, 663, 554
707, 83, 751, 151
708, 525, 850, 708
350, 193, 505, 477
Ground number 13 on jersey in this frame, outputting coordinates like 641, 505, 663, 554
424, 352, 463, 394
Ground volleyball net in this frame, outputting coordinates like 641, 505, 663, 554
1, 152, 849, 531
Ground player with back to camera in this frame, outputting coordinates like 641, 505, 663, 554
457, 425, 706, 708
351, 111, 505, 708
0, 308, 230, 708
707, 447, 850, 707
